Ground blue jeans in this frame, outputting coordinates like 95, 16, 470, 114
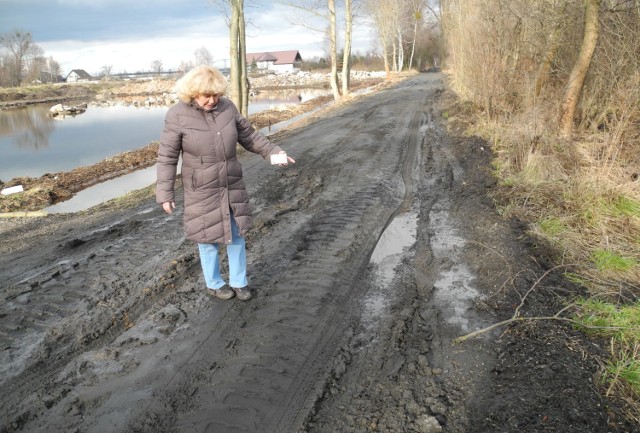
197, 213, 248, 290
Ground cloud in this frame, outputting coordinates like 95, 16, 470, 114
3, 0, 375, 75
41, 33, 231, 75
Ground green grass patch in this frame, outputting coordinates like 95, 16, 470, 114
574, 299, 640, 341
611, 196, 640, 218
538, 217, 567, 237
574, 299, 640, 396
606, 355, 640, 395
591, 249, 637, 272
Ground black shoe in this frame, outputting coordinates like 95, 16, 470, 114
209, 287, 235, 300
233, 287, 253, 301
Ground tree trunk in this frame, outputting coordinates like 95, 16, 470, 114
409, 17, 418, 70
229, 1, 242, 112
560, 0, 600, 137
534, 3, 567, 97
328, 0, 341, 100
392, 40, 398, 72
228, 0, 249, 116
382, 40, 392, 81
535, 31, 560, 97
341, 0, 353, 96
397, 29, 404, 71
238, 0, 249, 116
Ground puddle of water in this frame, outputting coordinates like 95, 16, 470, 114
361, 211, 419, 329
44, 158, 182, 214
429, 203, 482, 332
370, 212, 419, 287
44, 167, 158, 213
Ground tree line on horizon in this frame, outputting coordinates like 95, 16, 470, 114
0, 0, 440, 91
0, 30, 62, 87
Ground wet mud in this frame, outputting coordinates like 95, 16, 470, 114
0, 73, 637, 433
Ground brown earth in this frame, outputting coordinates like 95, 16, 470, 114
0, 73, 637, 433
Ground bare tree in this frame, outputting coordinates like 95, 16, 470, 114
328, 0, 341, 99
366, 0, 394, 79
23, 44, 45, 83
41, 57, 62, 83
534, 2, 567, 97
211, 0, 249, 115
179, 60, 194, 73
229, 0, 249, 115
100, 65, 113, 80
280, 0, 356, 100
0, 29, 34, 86
341, 0, 353, 96
194, 46, 214, 66
407, 0, 426, 70
560, 0, 601, 137
151, 60, 163, 75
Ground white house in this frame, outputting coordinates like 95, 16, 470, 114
246, 50, 303, 73
66, 69, 93, 82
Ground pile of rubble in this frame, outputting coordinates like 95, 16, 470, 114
249, 70, 385, 89
89, 70, 386, 109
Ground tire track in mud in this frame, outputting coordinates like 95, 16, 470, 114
125, 78, 438, 433
0, 207, 201, 430
298, 84, 455, 433
267, 97, 433, 433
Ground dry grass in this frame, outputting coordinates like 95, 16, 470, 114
460, 74, 640, 420
441, 0, 640, 419
482, 81, 640, 297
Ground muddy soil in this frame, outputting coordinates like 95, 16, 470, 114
0, 73, 636, 433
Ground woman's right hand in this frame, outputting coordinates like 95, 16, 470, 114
162, 201, 176, 214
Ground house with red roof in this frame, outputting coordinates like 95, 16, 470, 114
246, 50, 303, 73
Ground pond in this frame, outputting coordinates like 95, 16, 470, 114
0, 88, 329, 182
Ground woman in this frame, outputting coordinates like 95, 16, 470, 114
156, 65, 295, 301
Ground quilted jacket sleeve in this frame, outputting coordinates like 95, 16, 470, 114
234, 106, 283, 158
156, 106, 183, 204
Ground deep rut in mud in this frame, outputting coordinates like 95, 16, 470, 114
1, 73, 636, 433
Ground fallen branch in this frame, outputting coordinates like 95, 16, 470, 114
453, 315, 633, 343
454, 263, 639, 343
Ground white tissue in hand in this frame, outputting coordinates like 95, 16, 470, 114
270, 153, 288, 164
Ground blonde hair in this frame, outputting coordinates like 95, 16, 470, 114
175, 65, 228, 103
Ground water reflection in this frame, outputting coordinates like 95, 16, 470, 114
0, 104, 167, 181
0, 105, 55, 150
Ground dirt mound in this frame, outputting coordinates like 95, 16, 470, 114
108, 79, 176, 96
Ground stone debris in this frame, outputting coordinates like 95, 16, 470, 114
91, 70, 386, 108
48, 103, 88, 117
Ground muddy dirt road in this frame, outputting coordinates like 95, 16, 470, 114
1, 73, 636, 433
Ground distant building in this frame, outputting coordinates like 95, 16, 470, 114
246, 50, 303, 73
38, 71, 64, 83
66, 69, 93, 82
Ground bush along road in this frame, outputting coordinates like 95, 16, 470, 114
0, 73, 636, 433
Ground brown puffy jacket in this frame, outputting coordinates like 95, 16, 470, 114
156, 98, 282, 244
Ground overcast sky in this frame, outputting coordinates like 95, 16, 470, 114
0, 0, 376, 76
